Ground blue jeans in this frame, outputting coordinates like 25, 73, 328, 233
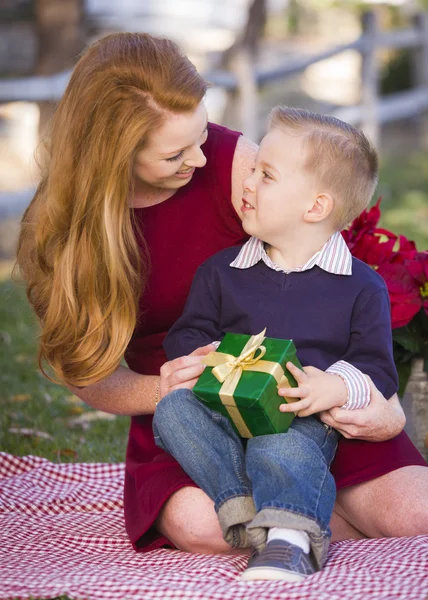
153, 389, 339, 569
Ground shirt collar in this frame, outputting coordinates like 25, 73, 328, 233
230, 232, 352, 276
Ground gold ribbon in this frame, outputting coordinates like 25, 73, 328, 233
201, 329, 291, 438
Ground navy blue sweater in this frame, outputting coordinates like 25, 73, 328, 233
164, 246, 398, 400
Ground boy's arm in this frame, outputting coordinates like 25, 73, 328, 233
328, 286, 398, 403
163, 263, 223, 360
325, 361, 371, 409
280, 285, 399, 417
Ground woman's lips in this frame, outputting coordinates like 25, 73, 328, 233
174, 167, 195, 179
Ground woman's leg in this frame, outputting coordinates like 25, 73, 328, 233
334, 465, 428, 538
330, 509, 367, 541
155, 486, 251, 555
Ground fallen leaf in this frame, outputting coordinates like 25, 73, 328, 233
68, 410, 116, 427
8, 427, 53, 440
68, 405, 85, 416
10, 393, 32, 402
55, 448, 78, 459
65, 395, 84, 405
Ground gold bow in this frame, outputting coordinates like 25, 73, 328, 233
201, 329, 291, 438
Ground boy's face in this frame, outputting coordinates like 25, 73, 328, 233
241, 128, 318, 244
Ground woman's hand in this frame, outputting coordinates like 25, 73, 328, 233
319, 378, 406, 441
159, 344, 216, 399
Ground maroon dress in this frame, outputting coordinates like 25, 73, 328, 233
123, 122, 427, 552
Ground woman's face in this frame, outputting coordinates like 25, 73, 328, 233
134, 102, 208, 191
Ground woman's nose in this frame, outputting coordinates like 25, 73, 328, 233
186, 145, 207, 168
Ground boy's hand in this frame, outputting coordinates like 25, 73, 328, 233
277, 362, 348, 417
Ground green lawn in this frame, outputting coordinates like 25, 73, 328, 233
378, 152, 428, 251
0, 275, 129, 464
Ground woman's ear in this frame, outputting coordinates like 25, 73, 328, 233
303, 192, 334, 223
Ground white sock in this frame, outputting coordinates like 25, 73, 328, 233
267, 527, 310, 554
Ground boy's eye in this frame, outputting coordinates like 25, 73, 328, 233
166, 151, 184, 162
262, 170, 272, 179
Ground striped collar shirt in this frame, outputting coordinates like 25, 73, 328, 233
229, 232, 370, 410
230, 232, 353, 276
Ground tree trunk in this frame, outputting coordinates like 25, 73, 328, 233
221, 0, 267, 138
35, 0, 84, 135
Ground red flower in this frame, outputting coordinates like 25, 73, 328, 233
344, 199, 427, 329
406, 252, 428, 315
377, 262, 423, 328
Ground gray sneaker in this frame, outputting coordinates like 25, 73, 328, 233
241, 539, 316, 582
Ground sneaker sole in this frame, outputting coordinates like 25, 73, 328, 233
241, 566, 306, 582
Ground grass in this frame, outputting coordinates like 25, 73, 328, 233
378, 151, 428, 251
0, 274, 129, 464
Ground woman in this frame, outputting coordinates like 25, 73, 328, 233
17, 32, 427, 556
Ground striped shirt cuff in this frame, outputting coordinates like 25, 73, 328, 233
326, 361, 371, 409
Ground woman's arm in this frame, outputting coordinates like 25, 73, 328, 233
69, 345, 214, 416
318, 379, 406, 441
68, 365, 159, 416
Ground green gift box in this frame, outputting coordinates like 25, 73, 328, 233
193, 329, 302, 438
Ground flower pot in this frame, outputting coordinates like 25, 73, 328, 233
401, 358, 428, 462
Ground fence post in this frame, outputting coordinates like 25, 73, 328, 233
413, 12, 428, 150
226, 48, 258, 141
360, 11, 379, 148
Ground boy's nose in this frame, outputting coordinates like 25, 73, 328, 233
243, 174, 255, 193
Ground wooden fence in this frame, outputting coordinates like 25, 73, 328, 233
1, 10, 428, 147
205, 11, 428, 146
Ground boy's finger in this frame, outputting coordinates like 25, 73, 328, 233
286, 362, 308, 383
296, 406, 319, 418
279, 398, 311, 413
278, 385, 307, 398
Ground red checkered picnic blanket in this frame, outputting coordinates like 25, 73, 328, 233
0, 452, 427, 600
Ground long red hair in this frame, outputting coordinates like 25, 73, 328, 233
16, 33, 207, 387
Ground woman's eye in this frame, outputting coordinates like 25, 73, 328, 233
262, 171, 272, 179
166, 151, 184, 162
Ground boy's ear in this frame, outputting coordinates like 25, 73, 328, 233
304, 192, 334, 223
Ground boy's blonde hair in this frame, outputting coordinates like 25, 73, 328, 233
269, 106, 379, 230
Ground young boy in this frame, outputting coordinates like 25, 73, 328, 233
153, 107, 398, 581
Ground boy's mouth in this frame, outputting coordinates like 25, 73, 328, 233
241, 199, 255, 211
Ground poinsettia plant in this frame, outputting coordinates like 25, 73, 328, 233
342, 198, 428, 396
